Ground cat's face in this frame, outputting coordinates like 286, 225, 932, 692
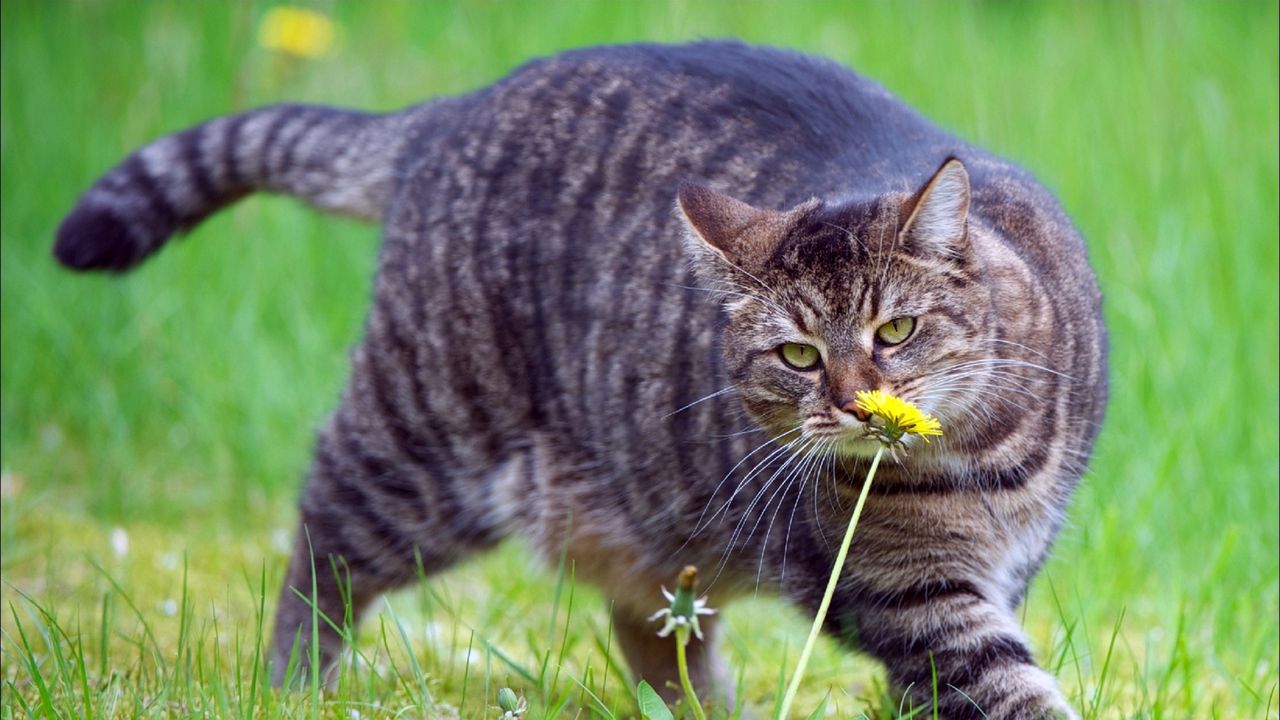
681, 159, 990, 457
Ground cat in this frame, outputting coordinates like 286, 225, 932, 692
54, 40, 1107, 719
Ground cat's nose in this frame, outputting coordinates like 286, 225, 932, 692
839, 399, 871, 422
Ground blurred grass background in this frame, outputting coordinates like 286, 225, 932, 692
2, 1, 1277, 717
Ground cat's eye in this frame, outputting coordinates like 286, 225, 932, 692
778, 343, 821, 370
875, 317, 916, 346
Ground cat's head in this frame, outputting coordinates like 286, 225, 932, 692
678, 158, 991, 458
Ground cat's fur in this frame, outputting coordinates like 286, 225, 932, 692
55, 41, 1106, 719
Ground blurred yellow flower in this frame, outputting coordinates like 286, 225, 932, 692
855, 389, 943, 443
258, 6, 335, 59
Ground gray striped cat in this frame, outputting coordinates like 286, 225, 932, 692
55, 41, 1106, 719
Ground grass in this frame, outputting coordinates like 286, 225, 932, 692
2, 1, 1277, 717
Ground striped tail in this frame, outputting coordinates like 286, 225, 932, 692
54, 104, 408, 272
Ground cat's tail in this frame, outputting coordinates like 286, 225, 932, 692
54, 104, 410, 272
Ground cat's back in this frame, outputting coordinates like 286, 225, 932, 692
395, 40, 967, 207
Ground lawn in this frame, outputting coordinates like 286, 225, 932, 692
2, 1, 1277, 718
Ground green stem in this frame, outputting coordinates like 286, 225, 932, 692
675, 627, 707, 720
777, 445, 885, 719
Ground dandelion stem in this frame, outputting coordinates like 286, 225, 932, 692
777, 445, 885, 719
675, 627, 707, 720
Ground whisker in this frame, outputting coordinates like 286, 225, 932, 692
711, 434, 818, 587
919, 376, 1045, 406
725, 435, 816, 560
985, 337, 1052, 360
922, 358, 1075, 381
752, 436, 829, 590
813, 443, 838, 550
718, 255, 780, 296
821, 221, 869, 257
711, 426, 767, 439
668, 283, 791, 318
780, 437, 835, 586
689, 429, 804, 542
664, 385, 736, 419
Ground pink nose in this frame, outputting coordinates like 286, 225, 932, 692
839, 399, 871, 422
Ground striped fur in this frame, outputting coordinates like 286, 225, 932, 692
56, 41, 1105, 718
54, 105, 411, 270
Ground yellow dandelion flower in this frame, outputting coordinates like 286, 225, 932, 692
258, 6, 335, 59
854, 389, 943, 444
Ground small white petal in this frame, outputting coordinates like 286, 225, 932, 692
271, 528, 292, 553
110, 528, 129, 558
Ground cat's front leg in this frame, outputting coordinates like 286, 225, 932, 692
832, 582, 1077, 720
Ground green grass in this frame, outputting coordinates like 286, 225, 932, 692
2, 1, 1277, 717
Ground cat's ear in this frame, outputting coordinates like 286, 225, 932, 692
677, 184, 791, 271
900, 157, 970, 259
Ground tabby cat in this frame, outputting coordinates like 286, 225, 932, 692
55, 41, 1107, 719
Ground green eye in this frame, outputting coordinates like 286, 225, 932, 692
876, 317, 916, 345
779, 343, 821, 370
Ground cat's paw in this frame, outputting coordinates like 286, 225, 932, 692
950, 663, 1077, 720
1031, 697, 1080, 720
994, 673, 1079, 720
